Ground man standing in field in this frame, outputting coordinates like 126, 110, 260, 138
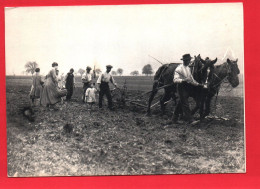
172, 54, 200, 125
97, 65, 117, 110
82, 66, 92, 102
64, 68, 75, 101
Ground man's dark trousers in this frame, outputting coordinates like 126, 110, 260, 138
173, 83, 193, 122
66, 87, 73, 100
99, 82, 113, 109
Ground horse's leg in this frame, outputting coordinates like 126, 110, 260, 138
191, 96, 200, 115
160, 88, 172, 115
190, 88, 205, 120
146, 83, 158, 115
171, 85, 178, 105
191, 88, 200, 115
204, 95, 212, 117
199, 93, 206, 121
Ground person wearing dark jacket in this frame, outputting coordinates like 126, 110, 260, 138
64, 68, 75, 101
97, 65, 117, 110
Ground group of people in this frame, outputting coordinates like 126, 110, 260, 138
80, 64, 118, 110
29, 53, 205, 125
29, 62, 65, 110
29, 62, 118, 111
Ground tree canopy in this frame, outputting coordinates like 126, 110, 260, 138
78, 68, 85, 76
117, 68, 123, 76
111, 71, 117, 76
130, 70, 139, 76
25, 61, 38, 76
142, 64, 153, 76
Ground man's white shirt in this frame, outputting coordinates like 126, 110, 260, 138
82, 73, 92, 83
97, 72, 116, 85
173, 64, 198, 85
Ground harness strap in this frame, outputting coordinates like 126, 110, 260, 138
210, 73, 228, 90
208, 61, 231, 96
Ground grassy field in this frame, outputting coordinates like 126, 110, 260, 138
5, 76, 245, 176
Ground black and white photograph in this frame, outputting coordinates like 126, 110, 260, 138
5, 3, 245, 177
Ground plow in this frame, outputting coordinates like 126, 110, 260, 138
110, 79, 234, 122
110, 81, 174, 110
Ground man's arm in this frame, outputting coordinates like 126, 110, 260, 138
110, 75, 117, 87
82, 74, 87, 82
190, 75, 199, 86
97, 74, 102, 91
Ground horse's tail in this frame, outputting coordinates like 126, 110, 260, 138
147, 66, 167, 114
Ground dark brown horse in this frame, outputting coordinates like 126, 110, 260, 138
147, 55, 217, 120
198, 58, 240, 117
189, 57, 217, 118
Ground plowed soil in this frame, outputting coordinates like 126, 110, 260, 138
6, 78, 245, 177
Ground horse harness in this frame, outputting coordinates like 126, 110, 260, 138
210, 62, 232, 90
208, 62, 232, 107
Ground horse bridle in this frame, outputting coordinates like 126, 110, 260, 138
191, 57, 212, 85
210, 62, 232, 90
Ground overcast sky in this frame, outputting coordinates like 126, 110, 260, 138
5, 3, 244, 76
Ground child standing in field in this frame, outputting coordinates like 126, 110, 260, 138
85, 83, 97, 110
29, 68, 44, 106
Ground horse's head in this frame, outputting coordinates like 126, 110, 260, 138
226, 58, 240, 87
191, 54, 203, 82
193, 56, 217, 84
200, 57, 217, 84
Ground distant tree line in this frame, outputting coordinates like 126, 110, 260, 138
24, 62, 153, 77
130, 64, 154, 76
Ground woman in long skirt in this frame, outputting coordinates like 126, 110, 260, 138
29, 68, 44, 107
40, 62, 61, 110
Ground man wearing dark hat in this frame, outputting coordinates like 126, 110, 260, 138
172, 54, 199, 125
82, 66, 92, 102
64, 68, 75, 101
97, 65, 117, 110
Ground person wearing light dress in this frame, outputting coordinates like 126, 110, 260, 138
85, 83, 97, 110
